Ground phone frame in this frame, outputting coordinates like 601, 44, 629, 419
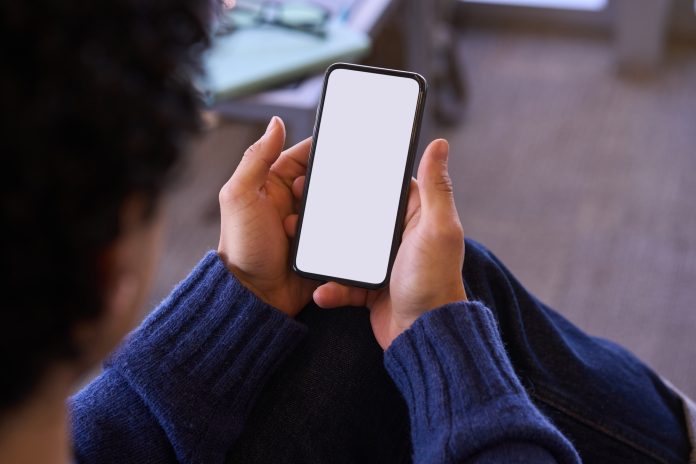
290, 62, 428, 289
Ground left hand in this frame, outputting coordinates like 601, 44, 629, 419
217, 117, 318, 316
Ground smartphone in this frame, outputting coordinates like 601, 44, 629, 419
291, 63, 427, 289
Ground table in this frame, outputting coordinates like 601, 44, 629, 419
212, 0, 438, 150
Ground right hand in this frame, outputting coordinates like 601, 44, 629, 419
287, 139, 467, 349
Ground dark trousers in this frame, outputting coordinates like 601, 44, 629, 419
227, 239, 691, 464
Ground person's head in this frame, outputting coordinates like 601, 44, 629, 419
0, 0, 211, 414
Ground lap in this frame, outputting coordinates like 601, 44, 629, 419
463, 239, 690, 464
227, 239, 691, 464
226, 305, 411, 464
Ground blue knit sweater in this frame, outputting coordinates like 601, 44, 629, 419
70, 252, 580, 463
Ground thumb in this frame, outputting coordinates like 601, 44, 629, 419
232, 116, 286, 190
416, 139, 456, 219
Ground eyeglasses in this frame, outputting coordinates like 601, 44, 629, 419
215, 1, 331, 38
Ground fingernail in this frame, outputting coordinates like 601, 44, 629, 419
265, 116, 278, 136
435, 139, 449, 162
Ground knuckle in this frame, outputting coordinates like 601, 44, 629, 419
218, 182, 238, 205
435, 174, 455, 194
448, 224, 465, 244
244, 140, 262, 158
432, 221, 464, 245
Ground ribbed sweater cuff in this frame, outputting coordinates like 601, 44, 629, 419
385, 301, 525, 422
109, 251, 307, 463
385, 301, 579, 463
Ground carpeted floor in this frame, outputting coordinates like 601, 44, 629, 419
150, 28, 696, 397
442, 29, 696, 397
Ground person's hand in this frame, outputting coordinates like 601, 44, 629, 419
218, 117, 319, 316
287, 139, 467, 349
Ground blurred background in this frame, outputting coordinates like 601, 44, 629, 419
150, 0, 696, 397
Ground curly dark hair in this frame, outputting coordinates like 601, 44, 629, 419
0, 0, 211, 411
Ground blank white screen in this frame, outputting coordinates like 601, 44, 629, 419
295, 68, 420, 285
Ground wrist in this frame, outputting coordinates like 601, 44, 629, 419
412, 281, 468, 318
217, 251, 293, 316
235, 275, 298, 316
382, 284, 468, 350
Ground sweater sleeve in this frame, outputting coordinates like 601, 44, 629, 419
70, 251, 307, 464
384, 301, 581, 464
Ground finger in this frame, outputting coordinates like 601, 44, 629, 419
270, 137, 313, 188
230, 116, 286, 191
416, 139, 456, 220
313, 282, 369, 309
404, 178, 421, 227
283, 214, 298, 238
292, 176, 306, 201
